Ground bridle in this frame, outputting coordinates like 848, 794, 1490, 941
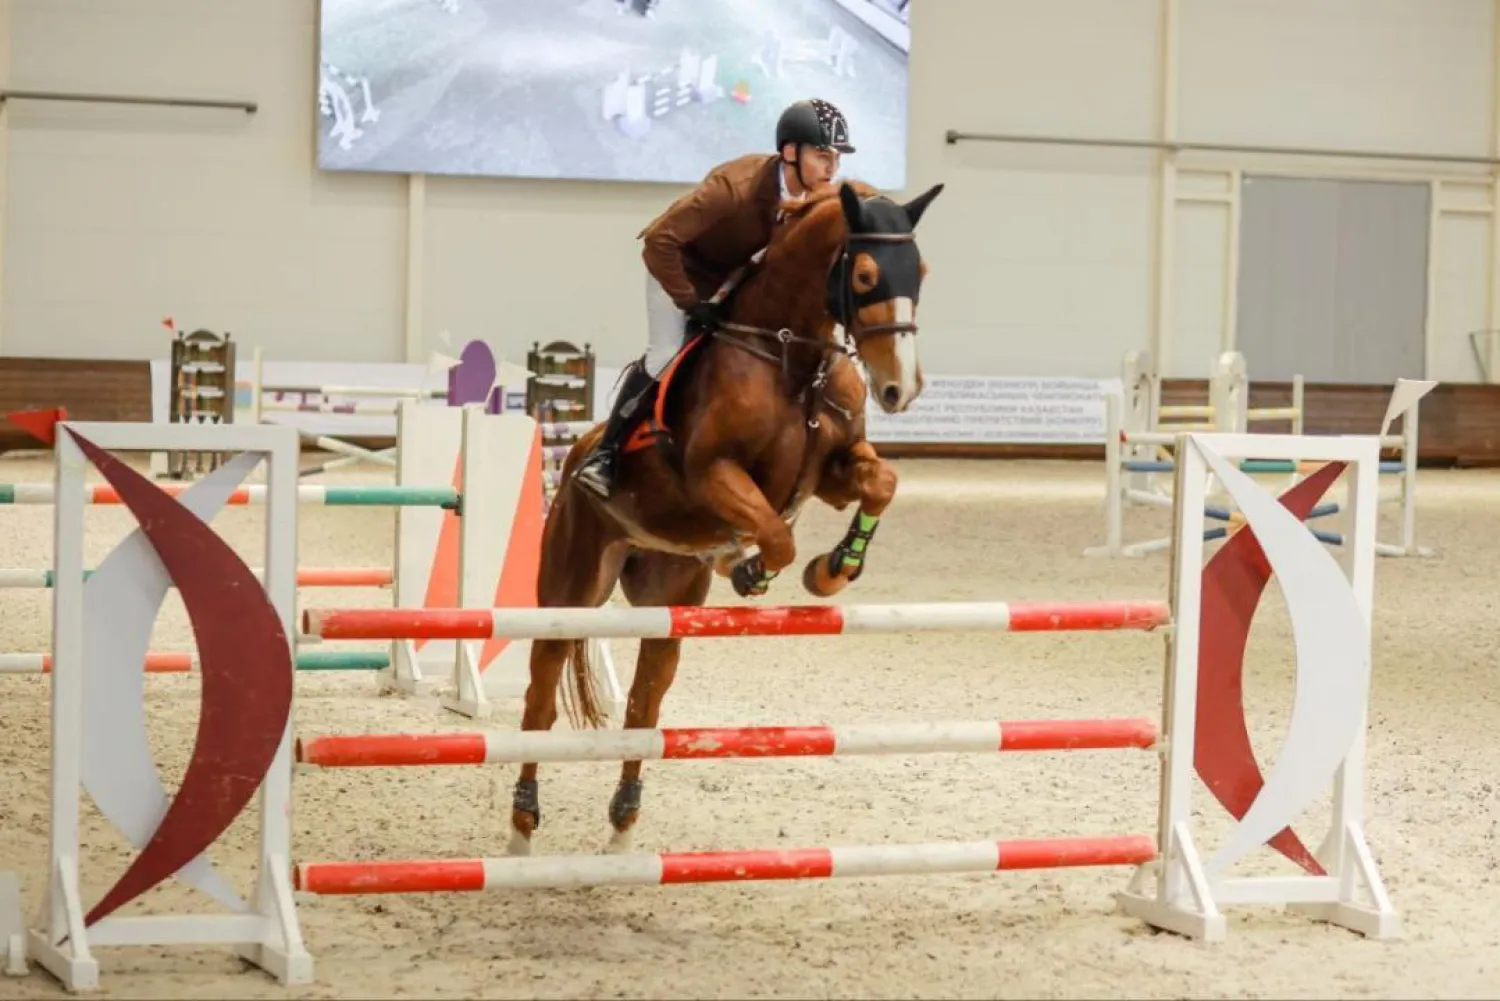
826, 230, 921, 347
699, 221, 920, 519
710, 225, 921, 391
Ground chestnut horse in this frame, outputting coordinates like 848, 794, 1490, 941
509, 179, 944, 855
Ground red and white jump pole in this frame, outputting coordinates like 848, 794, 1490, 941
295, 718, 1159, 768
302, 600, 1173, 641
294, 834, 1159, 895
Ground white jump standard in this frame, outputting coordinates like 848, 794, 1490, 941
28, 420, 310, 992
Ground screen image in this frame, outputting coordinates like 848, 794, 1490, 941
316, 0, 911, 189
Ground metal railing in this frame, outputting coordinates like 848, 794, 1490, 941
944, 129, 1500, 168
0, 90, 256, 114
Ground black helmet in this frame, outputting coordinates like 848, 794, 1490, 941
775, 99, 855, 155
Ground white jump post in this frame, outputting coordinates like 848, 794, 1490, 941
1116, 349, 1224, 510
29, 420, 310, 991
384, 401, 622, 720
1119, 349, 1161, 499
1381, 398, 1429, 557
1116, 429, 1398, 939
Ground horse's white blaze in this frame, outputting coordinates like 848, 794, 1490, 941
891, 298, 919, 409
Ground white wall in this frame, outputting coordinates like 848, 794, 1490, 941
3, 0, 408, 363
0, 0, 1497, 383
1178, 0, 1494, 153
1167, 0, 1498, 383
908, 0, 1161, 378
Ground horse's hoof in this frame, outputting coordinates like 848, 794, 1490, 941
730, 557, 774, 598
802, 554, 847, 597
605, 827, 635, 854
511, 779, 540, 845
609, 778, 643, 834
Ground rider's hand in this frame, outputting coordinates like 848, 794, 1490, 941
685, 300, 723, 331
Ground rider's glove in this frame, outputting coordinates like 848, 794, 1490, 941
685, 300, 724, 332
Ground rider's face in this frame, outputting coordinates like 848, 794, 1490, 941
782, 144, 841, 192
800, 146, 840, 185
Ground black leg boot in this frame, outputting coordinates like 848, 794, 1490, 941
573, 364, 657, 500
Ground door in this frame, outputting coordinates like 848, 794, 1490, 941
1236, 174, 1429, 383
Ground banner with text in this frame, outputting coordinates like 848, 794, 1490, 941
864, 375, 1121, 444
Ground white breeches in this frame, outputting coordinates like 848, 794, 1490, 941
644, 272, 689, 377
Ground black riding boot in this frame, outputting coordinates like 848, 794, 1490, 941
574, 363, 658, 500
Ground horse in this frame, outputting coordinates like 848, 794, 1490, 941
508, 178, 944, 856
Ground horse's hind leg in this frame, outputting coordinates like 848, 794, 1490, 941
605, 549, 712, 853
509, 486, 628, 857
803, 440, 898, 597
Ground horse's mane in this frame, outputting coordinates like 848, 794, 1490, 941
766, 178, 884, 263
733, 179, 885, 324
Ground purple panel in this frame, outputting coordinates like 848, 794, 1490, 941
447, 340, 497, 408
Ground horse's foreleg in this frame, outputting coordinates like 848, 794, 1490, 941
803, 440, 897, 597
688, 457, 795, 598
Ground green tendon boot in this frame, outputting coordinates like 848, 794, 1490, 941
804, 510, 881, 596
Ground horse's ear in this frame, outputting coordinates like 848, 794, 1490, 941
902, 183, 945, 228
838, 181, 866, 232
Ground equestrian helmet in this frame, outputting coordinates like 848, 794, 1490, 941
776, 99, 856, 155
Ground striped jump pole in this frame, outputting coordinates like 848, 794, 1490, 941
0, 566, 393, 589
293, 833, 1159, 895
0, 483, 459, 509
0, 649, 390, 675
302, 599, 1173, 641
296, 717, 1160, 768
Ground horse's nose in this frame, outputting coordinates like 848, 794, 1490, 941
881, 384, 902, 409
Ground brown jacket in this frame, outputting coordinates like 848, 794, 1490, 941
639, 153, 783, 310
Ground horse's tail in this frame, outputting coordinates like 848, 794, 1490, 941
559, 638, 609, 730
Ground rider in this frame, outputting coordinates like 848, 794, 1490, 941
572, 98, 856, 500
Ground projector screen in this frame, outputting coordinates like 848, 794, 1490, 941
316, 0, 911, 189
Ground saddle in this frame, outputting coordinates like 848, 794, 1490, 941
622, 332, 707, 457
621, 252, 765, 458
